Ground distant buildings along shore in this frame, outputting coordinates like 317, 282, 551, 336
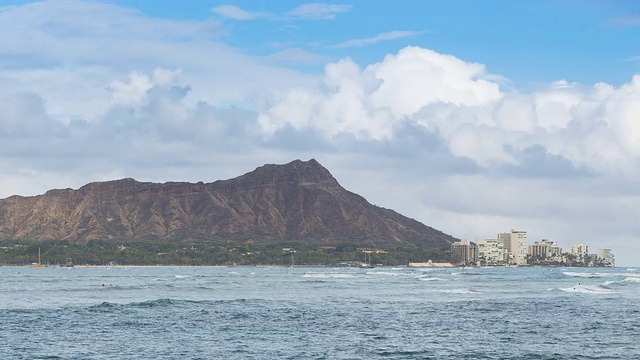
451, 230, 615, 267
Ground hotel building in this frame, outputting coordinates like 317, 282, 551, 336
498, 230, 527, 266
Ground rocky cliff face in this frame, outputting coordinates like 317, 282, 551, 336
0, 159, 457, 248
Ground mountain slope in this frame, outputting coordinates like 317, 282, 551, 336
0, 159, 457, 248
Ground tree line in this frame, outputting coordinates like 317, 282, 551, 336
0, 239, 452, 267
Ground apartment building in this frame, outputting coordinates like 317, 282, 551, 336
596, 248, 615, 267
528, 239, 563, 263
450, 240, 477, 266
476, 238, 505, 266
567, 243, 589, 265
498, 230, 527, 266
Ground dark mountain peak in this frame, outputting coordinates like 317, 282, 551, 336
228, 159, 340, 189
78, 178, 143, 193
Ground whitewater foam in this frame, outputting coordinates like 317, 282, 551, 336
562, 272, 602, 278
559, 284, 617, 294
302, 273, 354, 279
563, 271, 640, 279
366, 271, 402, 276
417, 276, 445, 282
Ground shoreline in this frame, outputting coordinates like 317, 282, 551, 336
0, 264, 629, 269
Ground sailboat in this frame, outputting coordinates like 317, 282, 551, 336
31, 247, 44, 268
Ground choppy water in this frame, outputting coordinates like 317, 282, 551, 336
1, 266, 639, 359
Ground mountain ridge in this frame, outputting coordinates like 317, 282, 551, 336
0, 159, 457, 249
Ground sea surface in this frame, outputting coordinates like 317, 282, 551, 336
1, 266, 639, 359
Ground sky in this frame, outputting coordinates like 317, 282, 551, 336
1, 0, 640, 266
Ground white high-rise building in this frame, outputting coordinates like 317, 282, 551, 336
567, 244, 589, 265
476, 238, 504, 266
597, 248, 615, 267
498, 230, 527, 266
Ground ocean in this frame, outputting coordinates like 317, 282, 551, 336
1, 266, 638, 359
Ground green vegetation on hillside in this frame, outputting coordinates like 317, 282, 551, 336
0, 239, 451, 267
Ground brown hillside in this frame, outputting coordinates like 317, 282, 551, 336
0, 159, 457, 248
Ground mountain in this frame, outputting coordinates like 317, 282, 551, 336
0, 159, 457, 248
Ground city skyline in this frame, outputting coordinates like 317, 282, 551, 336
453, 229, 615, 267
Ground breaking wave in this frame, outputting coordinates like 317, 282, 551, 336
302, 273, 354, 279
558, 284, 617, 294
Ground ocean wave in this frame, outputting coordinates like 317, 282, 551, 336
413, 268, 447, 272
602, 278, 640, 287
86, 298, 266, 312
562, 271, 603, 278
563, 271, 640, 279
435, 288, 480, 294
88, 298, 182, 310
558, 284, 617, 294
621, 273, 640, 278
417, 276, 445, 282
366, 271, 402, 276
302, 273, 354, 279
603, 280, 622, 287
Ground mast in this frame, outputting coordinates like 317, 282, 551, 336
32, 247, 44, 268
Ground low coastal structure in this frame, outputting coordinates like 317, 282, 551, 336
408, 260, 454, 268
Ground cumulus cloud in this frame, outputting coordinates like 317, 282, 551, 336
107, 68, 182, 107
259, 46, 640, 174
259, 47, 503, 140
0, 68, 271, 196
329, 30, 427, 49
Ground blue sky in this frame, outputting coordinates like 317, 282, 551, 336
1, 0, 640, 265
110, 0, 640, 87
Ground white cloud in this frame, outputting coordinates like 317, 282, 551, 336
369, 48, 502, 113
107, 68, 182, 107
286, 3, 352, 20
0, 0, 316, 122
211, 5, 268, 20
259, 46, 640, 174
266, 48, 329, 64
259, 47, 503, 140
211, 3, 351, 22
329, 30, 427, 48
